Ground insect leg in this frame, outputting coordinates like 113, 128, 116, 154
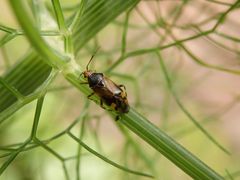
100, 100, 116, 112
78, 72, 84, 78
78, 72, 89, 84
100, 99, 106, 110
87, 92, 95, 99
118, 84, 126, 91
115, 115, 121, 121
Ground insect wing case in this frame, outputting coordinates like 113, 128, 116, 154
104, 77, 130, 113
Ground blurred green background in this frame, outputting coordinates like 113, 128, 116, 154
1, 0, 240, 179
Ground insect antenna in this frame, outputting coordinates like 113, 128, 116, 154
86, 47, 100, 70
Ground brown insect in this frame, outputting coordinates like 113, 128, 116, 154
80, 51, 130, 116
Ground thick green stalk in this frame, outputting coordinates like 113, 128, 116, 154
120, 110, 223, 180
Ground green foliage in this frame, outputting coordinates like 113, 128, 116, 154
1, 0, 240, 179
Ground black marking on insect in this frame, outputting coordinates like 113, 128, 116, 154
79, 50, 130, 118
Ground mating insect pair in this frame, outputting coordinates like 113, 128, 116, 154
79, 51, 130, 118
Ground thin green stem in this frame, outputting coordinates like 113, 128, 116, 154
180, 43, 240, 75
62, 163, 70, 180
76, 115, 86, 180
105, 29, 213, 72
33, 138, 64, 160
30, 96, 45, 138
157, 52, 230, 155
51, 0, 67, 32
51, 0, 73, 54
121, 11, 130, 56
0, 24, 15, 33
9, 0, 70, 68
0, 96, 45, 175
68, 131, 154, 179
206, 0, 235, 6
69, 0, 87, 31
117, 124, 157, 176
212, 1, 240, 31
0, 138, 31, 175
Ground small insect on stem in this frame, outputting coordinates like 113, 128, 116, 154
79, 48, 130, 120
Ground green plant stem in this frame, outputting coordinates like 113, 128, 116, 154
64, 72, 224, 179
9, 0, 70, 68
30, 96, 45, 138
0, 96, 44, 175
68, 131, 154, 178
121, 9, 131, 56
51, 0, 73, 54
0, 77, 24, 100
120, 109, 223, 179
75, 102, 89, 180
51, 0, 67, 32
156, 51, 230, 155
212, 1, 240, 31
106, 29, 213, 73
7, 0, 225, 179
69, 0, 87, 31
